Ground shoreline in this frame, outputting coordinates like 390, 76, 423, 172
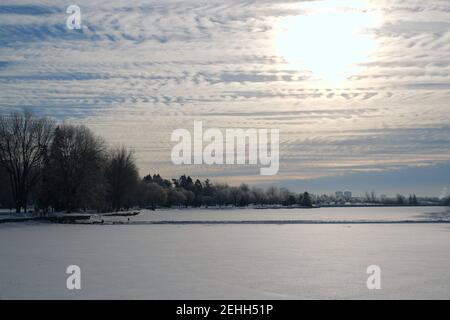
1, 205, 449, 225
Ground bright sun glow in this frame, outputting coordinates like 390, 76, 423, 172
276, 0, 382, 84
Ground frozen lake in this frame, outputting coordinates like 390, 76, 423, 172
105, 205, 450, 223
1, 207, 450, 299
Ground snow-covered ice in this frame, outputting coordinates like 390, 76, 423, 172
94, 205, 450, 224
1, 207, 449, 299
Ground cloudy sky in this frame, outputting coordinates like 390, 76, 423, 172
1, 0, 450, 196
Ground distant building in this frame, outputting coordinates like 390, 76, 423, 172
335, 191, 344, 198
344, 191, 352, 199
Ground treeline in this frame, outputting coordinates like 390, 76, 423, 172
0, 111, 313, 213
1, 112, 449, 213
139, 174, 313, 209
0, 112, 138, 213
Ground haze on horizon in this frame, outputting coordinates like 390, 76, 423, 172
0, 0, 450, 197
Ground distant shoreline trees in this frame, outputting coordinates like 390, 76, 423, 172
445, 196, 450, 206
0, 111, 449, 213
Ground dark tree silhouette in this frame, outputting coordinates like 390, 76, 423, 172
0, 111, 54, 213
142, 182, 167, 210
168, 188, 186, 207
396, 194, 406, 205
444, 196, 450, 206
301, 192, 313, 207
0, 166, 14, 210
46, 124, 106, 212
105, 147, 139, 211
408, 194, 418, 205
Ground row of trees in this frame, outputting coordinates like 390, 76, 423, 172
1, 111, 449, 213
140, 174, 313, 209
0, 111, 313, 213
0, 112, 139, 213
361, 192, 419, 205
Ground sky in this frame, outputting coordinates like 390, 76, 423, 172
0, 0, 450, 197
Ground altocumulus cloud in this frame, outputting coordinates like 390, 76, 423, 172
0, 0, 449, 195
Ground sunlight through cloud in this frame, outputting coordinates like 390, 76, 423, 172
276, 0, 382, 84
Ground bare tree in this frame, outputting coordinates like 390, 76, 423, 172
0, 111, 54, 213
47, 124, 106, 212
105, 146, 139, 211
0, 165, 13, 210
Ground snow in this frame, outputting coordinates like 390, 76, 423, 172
0, 210, 34, 221
105, 206, 450, 223
1, 207, 450, 299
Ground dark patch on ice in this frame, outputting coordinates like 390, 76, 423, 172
415, 208, 450, 221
